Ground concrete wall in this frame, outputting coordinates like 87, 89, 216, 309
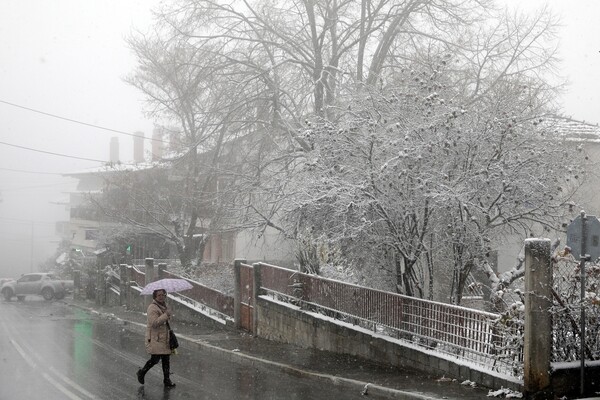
254, 295, 522, 392
551, 363, 600, 398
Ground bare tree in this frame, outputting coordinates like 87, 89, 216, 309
116, 0, 585, 301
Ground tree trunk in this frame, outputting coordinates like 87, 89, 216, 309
303, 0, 325, 116
367, 0, 422, 86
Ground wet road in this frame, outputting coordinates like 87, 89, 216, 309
0, 297, 390, 399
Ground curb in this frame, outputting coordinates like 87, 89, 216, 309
70, 301, 442, 400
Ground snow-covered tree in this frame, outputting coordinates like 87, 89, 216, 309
120, 0, 587, 301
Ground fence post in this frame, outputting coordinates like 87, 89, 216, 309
95, 260, 103, 306
73, 269, 81, 300
233, 259, 246, 329
523, 238, 552, 399
252, 262, 263, 335
144, 258, 156, 309
126, 266, 133, 310
158, 263, 167, 279
119, 264, 127, 306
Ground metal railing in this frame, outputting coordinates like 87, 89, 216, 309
161, 270, 234, 318
129, 265, 146, 287
257, 262, 521, 378
120, 265, 234, 322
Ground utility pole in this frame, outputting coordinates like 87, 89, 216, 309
30, 220, 34, 272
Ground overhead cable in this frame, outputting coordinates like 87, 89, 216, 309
0, 99, 169, 143
0, 140, 108, 163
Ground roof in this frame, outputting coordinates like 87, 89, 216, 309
544, 116, 600, 143
62, 161, 168, 177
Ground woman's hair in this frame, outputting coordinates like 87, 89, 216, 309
152, 289, 167, 299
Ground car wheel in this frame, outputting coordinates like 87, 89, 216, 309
54, 292, 65, 300
2, 288, 13, 301
41, 287, 54, 301
16, 295, 25, 302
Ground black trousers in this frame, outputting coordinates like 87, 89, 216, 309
141, 354, 171, 381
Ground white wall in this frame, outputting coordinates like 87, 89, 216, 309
235, 227, 295, 265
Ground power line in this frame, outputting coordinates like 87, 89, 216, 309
0, 99, 169, 143
0, 216, 56, 225
2, 181, 74, 192
0, 167, 65, 175
0, 140, 108, 163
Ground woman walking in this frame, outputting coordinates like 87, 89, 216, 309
136, 289, 176, 388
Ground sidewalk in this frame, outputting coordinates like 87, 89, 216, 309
67, 297, 494, 400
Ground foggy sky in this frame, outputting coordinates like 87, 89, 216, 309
0, 0, 159, 277
0, 0, 598, 277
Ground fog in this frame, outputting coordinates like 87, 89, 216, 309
0, 0, 158, 277
0, 0, 598, 278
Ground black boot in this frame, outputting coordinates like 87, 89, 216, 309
136, 369, 145, 384
164, 379, 176, 388
137, 357, 158, 385
162, 356, 176, 388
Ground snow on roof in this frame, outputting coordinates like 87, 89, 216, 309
62, 161, 169, 177
544, 116, 600, 143
55, 252, 67, 264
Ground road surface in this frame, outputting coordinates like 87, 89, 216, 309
0, 297, 389, 399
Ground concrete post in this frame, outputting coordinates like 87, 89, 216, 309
524, 239, 553, 399
144, 258, 156, 309
233, 259, 246, 329
73, 270, 81, 300
119, 264, 127, 306
126, 265, 133, 311
95, 260, 104, 306
158, 263, 167, 279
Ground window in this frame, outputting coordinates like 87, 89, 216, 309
85, 229, 99, 241
18, 274, 41, 283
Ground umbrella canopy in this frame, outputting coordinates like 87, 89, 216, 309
140, 278, 193, 295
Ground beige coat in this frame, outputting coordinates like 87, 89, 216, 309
145, 300, 172, 355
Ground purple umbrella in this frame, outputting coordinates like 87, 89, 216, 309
140, 278, 193, 295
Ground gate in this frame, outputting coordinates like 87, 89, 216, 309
236, 261, 254, 332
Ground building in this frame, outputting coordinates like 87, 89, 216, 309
60, 132, 294, 266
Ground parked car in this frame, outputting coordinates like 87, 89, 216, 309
0, 278, 14, 286
1, 273, 74, 301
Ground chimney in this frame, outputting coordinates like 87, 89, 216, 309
133, 131, 144, 163
109, 137, 119, 164
152, 127, 164, 161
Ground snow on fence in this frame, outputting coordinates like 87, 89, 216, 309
552, 258, 600, 362
161, 270, 234, 318
119, 261, 522, 378
257, 262, 522, 378
124, 265, 234, 321
129, 265, 145, 287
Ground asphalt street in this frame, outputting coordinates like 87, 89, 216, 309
0, 297, 413, 399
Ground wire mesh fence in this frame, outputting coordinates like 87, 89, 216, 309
552, 257, 600, 361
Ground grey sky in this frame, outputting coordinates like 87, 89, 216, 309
0, 0, 159, 276
0, 0, 597, 277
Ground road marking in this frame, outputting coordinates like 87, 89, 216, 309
14, 336, 100, 400
9, 338, 84, 399
44, 368, 99, 400
2, 316, 97, 399
41, 372, 84, 400
9, 338, 37, 368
